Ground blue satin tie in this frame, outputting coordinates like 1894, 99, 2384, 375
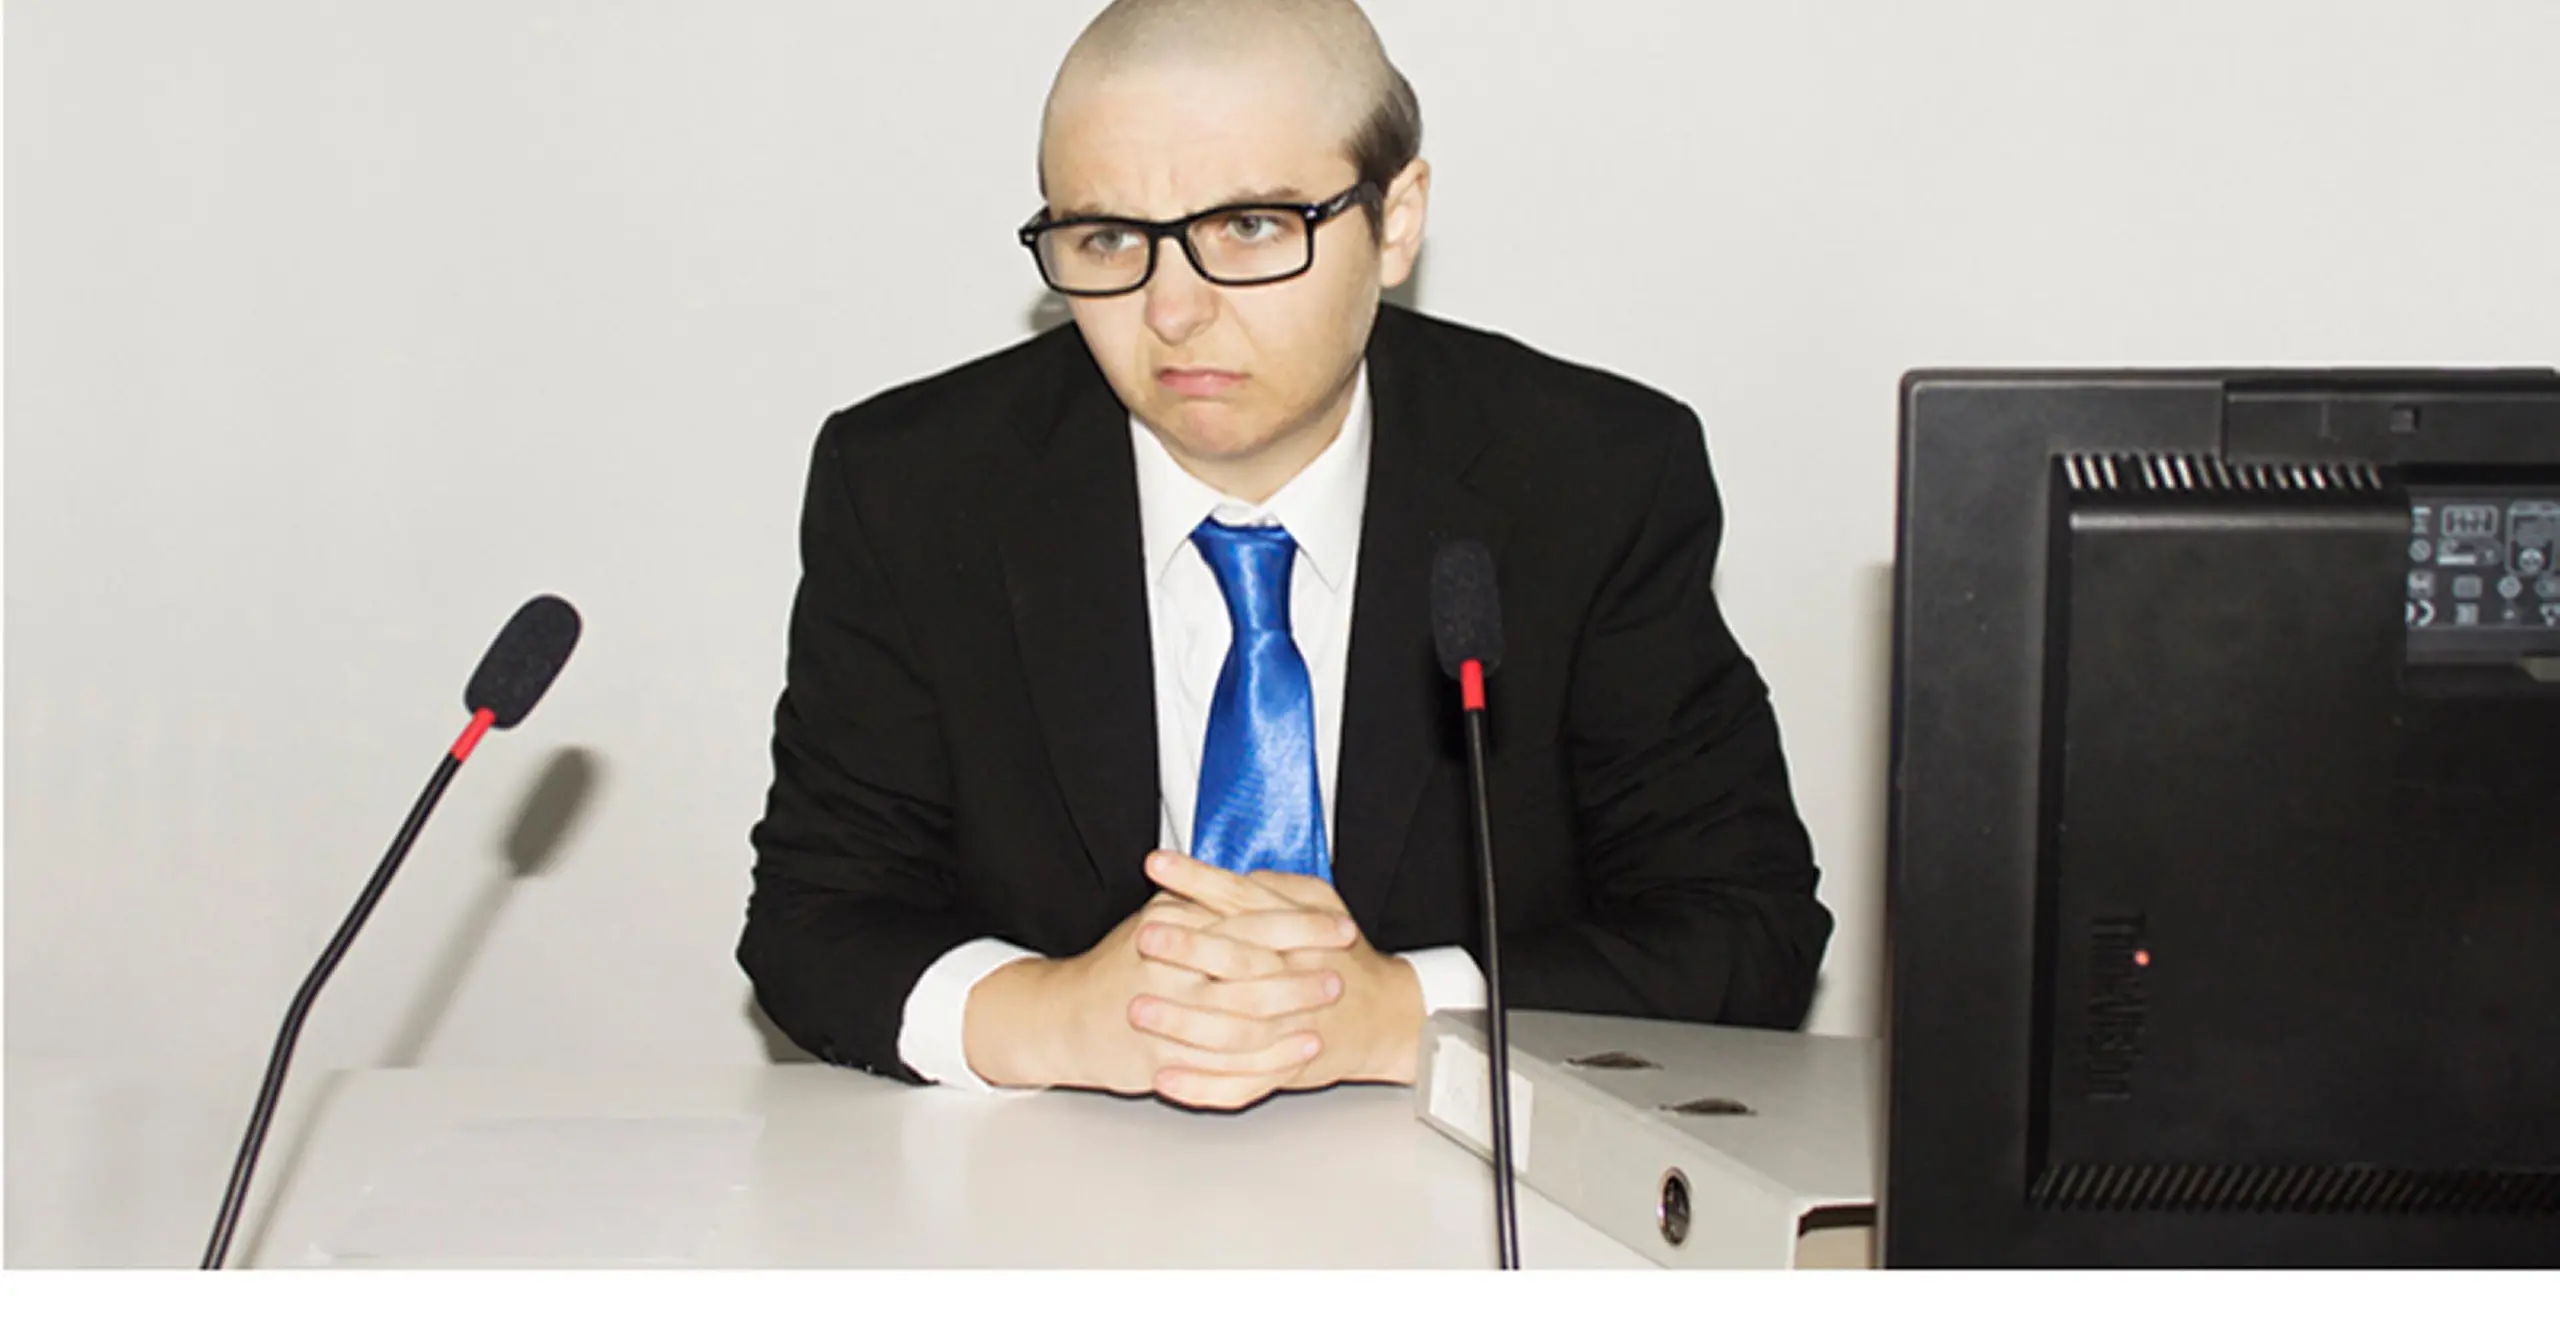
1188, 519, 1330, 882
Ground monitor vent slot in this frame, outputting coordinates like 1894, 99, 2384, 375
2061, 454, 2386, 495
2030, 1163, 2560, 1214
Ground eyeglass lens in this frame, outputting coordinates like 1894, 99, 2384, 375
1037, 206, 1315, 293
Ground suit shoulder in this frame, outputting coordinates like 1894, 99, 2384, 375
1383, 308, 1702, 486
813, 324, 1088, 476
1385, 307, 1697, 439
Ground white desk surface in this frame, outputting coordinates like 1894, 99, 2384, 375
7, 1057, 1647, 1269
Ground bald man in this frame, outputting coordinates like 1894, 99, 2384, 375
740, 0, 1831, 1110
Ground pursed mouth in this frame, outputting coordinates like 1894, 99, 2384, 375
1157, 367, 1247, 395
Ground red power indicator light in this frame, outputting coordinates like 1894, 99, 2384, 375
2133, 949, 2152, 968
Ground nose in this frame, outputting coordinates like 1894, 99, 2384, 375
1141, 235, 1218, 346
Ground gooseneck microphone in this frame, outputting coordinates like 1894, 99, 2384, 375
1429, 540, 1519, 1271
201, 595, 580, 1270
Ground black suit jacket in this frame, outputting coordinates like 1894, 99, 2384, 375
741, 304, 1830, 1081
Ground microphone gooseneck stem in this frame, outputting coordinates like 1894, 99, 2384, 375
200, 735, 475, 1269
1461, 680, 1521, 1271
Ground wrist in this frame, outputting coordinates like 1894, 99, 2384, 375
963, 956, 1060, 1089
1366, 953, 1428, 1084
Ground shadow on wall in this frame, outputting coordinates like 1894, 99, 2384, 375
1850, 558, 1894, 1036
1385, 244, 1427, 312
1738, 559, 1897, 1035
379, 747, 604, 1067
234, 748, 604, 1262
1028, 290, 1073, 334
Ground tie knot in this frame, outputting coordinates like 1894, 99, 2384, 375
1190, 519, 1298, 635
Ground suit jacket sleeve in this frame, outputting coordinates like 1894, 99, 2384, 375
1505, 407, 1832, 1029
739, 416, 981, 1082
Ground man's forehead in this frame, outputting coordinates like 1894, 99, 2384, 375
1041, 73, 1356, 216
1040, 44, 1362, 199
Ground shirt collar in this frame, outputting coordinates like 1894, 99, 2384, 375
1131, 363, 1371, 594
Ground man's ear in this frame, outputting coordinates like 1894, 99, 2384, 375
1377, 158, 1431, 290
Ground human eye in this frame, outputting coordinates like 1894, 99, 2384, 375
1076, 224, 1145, 258
1219, 210, 1295, 245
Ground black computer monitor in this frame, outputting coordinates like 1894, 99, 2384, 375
1883, 370, 2560, 1267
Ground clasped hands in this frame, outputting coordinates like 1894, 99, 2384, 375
962, 851, 1424, 1109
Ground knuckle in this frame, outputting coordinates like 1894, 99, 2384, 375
1230, 918, 1283, 949
1198, 1014, 1249, 1050
1183, 1010, 1238, 1050
1251, 920, 1309, 952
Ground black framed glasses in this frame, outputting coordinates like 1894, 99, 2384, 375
1018, 182, 1380, 297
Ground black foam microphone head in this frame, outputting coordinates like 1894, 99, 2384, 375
464, 595, 581, 728
1430, 540, 1505, 680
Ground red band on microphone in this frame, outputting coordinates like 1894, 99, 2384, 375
451, 708, 497, 762
1461, 659, 1486, 712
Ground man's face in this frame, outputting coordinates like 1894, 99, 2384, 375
1040, 55, 1424, 484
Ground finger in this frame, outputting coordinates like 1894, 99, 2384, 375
1185, 969, 1345, 1021
1136, 895, 1218, 930
1200, 908, 1360, 954
1150, 1029, 1324, 1078
1243, 870, 1344, 911
1145, 851, 1296, 917
1135, 920, 1291, 980
1128, 992, 1310, 1055
1154, 1064, 1306, 1112
1136, 967, 1342, 1023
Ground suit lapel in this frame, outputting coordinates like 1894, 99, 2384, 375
995, 351, 1160, 909
990, 312, 1510, 923
1333, 309, 1511, 923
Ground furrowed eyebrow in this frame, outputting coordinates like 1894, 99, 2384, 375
1045, 186, 1319, 225
1206, 185, 1317, 209
1044, 206, 1136, 225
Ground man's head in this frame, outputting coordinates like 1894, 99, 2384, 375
1035, 0, 1427, 501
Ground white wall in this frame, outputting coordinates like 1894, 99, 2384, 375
9, 0, 2557, 1076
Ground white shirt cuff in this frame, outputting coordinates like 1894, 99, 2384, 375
1397, 945, 1488, 1014
898, 937, 1042, 1093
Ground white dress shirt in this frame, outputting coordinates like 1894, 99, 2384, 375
897, 364, 1487, 1090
